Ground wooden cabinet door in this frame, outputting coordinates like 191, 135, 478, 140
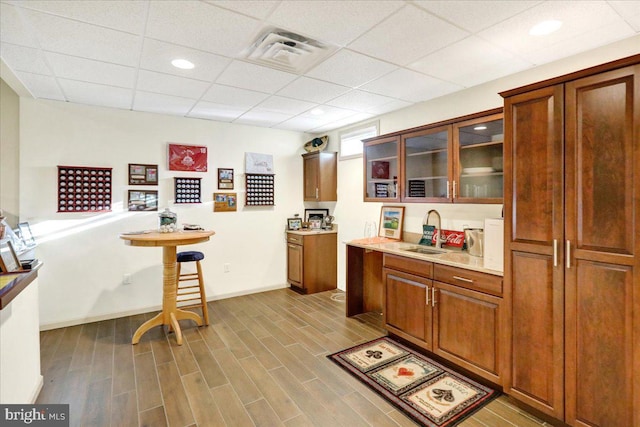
564, 65, 640, 427
287, 243, 303, 289
504, 85, 565, 419
432, 281, 502, 384
303, 154, 319, 201
384, 268, 431, 347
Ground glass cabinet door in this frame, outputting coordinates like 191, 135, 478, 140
363, 136, 399, 201
454, 114, 504, 203
402, 125, 451, 202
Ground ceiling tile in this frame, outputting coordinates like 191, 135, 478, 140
349, 4, 469, 66
364, 99, 412, 115
414, 1, 542, 33
267, 1, 403, 46
479, 1, 627, 56
610, 1, 640, 31
12, 0, 147, 34
59, 78, 132, 109
46, 52, 136, 88
133, 91, 196, 116
145, 1, 260, 57
360, 68, 462, 102
215, 60, 298, 93
0, 3, 40, 47
306, 49, 396, 88
1, 43, 51, 74
234, 110, 292, 127
206, 1, 279, 20
276, 77, 350, 104
187, 100, 247, 122
140, 38, 231, 82
23, 8, 142, 66
136, 70, 211, 99
254, 96, 317, 115
273, 115, 326, 132
327, 89, 398, 112
202, 84, 269, 108
409, 36, 533, 87
523, 21, 636, 65
298, 104, 359, 121
310, 112, 375, 133
15, 71, 65, 100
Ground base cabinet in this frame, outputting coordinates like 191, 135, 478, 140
383, 254, 503, 384
503, 58, 640, 426
286, 232, 337, 294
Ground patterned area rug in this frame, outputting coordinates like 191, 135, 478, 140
328, 336, 499, 427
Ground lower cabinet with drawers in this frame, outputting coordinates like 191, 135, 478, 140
286, 232, 337, 294
383, 254, 504, 384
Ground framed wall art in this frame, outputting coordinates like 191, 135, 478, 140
245, 174, 274, 206
168, 143, 208, 172
218, 168, 234, 189
128, 190, 158, 211
213, 193, 237, 212
57, 165, 112, 212
245, 152, 274, 174
379, 206, 405, 240
128, 163, 158, 185
174, 177, 201, 203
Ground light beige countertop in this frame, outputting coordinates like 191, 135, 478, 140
346, 238, 503, 277
287, 227, 338, 236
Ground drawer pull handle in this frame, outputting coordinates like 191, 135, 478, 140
425, 286, 430, 306
453, 275, 474, 283
432, 287, 437, 307
553, 239, 558, 267
288, 244, 298, 249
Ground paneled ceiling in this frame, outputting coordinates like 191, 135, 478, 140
1, 0, 639, 133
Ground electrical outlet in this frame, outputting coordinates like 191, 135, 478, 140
123, 273, 131, 285
223, 263, 230, 273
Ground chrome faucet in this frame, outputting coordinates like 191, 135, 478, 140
426, 209, 443, 248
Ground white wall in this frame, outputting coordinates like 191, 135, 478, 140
0, 79, 20, 226
19, 99, 308, 328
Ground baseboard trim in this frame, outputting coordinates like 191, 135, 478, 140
39, 283, 288, 331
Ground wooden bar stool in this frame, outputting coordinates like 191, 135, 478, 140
175, 251, 209, 326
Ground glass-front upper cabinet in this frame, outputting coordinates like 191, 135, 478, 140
401, 125, 451, 202
363, 135, 400, 201
453, 113, 504, 203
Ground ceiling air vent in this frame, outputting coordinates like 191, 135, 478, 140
243, 28, 337, 74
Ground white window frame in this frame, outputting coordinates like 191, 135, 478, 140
338, 121, 379, 160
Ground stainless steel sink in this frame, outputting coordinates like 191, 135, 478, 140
402, 247, 447, 255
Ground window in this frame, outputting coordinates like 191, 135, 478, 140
339, 121, 379, 160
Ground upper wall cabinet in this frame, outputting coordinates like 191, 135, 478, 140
363, 135, 400, 201
363, 109, 503, 204
303, 151, 337, 201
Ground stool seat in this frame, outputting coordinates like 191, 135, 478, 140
177, 251, 204, 262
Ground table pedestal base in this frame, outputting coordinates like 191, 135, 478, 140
131, 308, 202, 345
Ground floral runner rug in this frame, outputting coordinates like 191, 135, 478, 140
328, 336, 499, 427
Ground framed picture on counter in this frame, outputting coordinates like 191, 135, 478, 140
304, 208, 329, 222
0, 240, 21, 273
379, 206, 404, 240
287, 218, 302, 231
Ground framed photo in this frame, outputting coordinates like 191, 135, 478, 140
371, 160, 390, 179
245, 152, 274, 174
379, 206, 405, 240
168, 143, 208, 172
17, 222, 36, 246
0, 240, 21, 273
128, 190, 158, 211
218, 168, 234, 189
287, 218, 302, 231
213, 192, 237, 212
304, 208, 329, 222
128, 163, 158, 185
309, 219, 322, 229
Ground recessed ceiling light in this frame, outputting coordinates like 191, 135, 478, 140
171, 59, 195, 70
474, 125, 487, 130
311, 108, 324, 115
529, 20, 563, 36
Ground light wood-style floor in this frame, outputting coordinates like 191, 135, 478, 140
37, 288, 554, 427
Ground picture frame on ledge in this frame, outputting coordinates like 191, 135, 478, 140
287, 218, 302, 231
304, 208, 329, 223
0, 240, 21, 273
379, 206, 405, 240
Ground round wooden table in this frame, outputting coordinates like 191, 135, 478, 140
120, 230, 215, 345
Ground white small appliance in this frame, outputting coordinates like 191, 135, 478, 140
484, 218, 504, 272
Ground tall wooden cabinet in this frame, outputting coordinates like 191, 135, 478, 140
303, 151, 337, 201
286, 232, 337, 294
503, 57, 640, 427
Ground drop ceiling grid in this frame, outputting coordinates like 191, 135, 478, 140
1, 0, 639, 133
